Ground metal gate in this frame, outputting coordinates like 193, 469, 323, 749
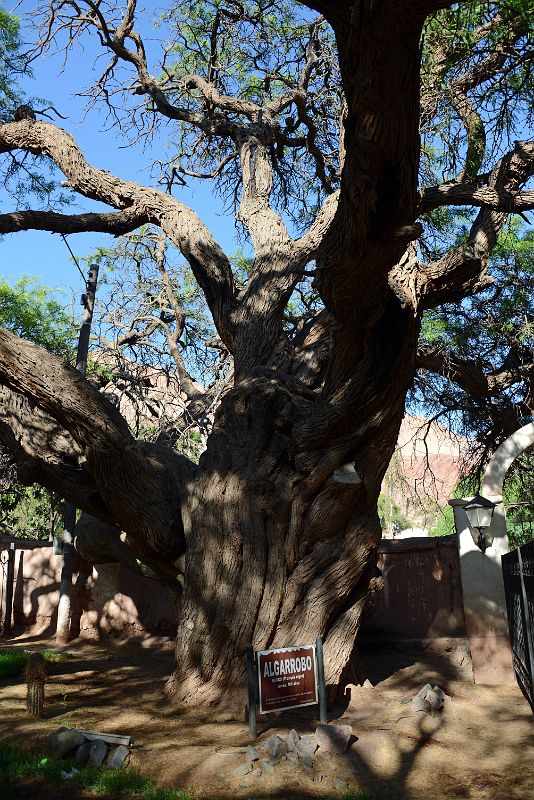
0, 542, 15, 635
502, 541, 534, 711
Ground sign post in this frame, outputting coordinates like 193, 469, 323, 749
247, 638, 327, 737
315, 636, 327, 723
246, 645, 257, 738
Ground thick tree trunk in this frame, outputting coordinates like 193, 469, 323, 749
166, 359, 410, 708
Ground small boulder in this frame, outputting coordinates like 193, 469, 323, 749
245, 744, 259, 763
414, 683, 433, 699
426, 689, 444, 711
409, 684, 446, 714
60, 767, 79, 781
411, 694, 431, 714
74, 742, 92, 766
261, 759, 275, 776
315, 723, 353, 755
233, 762, 251, 777
263, 734, 287, 758
286, 729, 300, 752
295, 734, 317, 760
89, 738, 108, 767
105, 745, 130, 769
49, 728, 86, 758
301, 754, 315, 770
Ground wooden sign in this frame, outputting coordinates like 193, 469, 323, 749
256, 644, 318, 714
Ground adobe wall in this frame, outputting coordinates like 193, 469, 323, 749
1, 535, 472, 680
0, 538, 176, 639
359, 535, 473, 679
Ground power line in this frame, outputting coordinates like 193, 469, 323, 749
60, 234, 87, 287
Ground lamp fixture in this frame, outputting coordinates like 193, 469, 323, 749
463, 494, 496, 553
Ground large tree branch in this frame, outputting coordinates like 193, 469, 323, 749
0, 208, 149, 235
419, 140, 534, 309
294, 191, 340, 262
0, 327, 196, 559
178, 74, 261, 119
0, 119, 236, 350
416, 344, 534, 399
419, 183, 534, 214
75, 514, 184, 588
0, 385, 113, 522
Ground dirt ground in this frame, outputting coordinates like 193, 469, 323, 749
0, 632, 533, 800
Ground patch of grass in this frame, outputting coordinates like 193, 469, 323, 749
0, 649, 71, 678
0, 741, 192, 799
0, 742, 67, 783
0, 651, 28, 679
342, 793, 376, 800
41, 649, 71, 663
78, 766, 192, 798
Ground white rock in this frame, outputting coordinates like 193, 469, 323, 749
104, 745, 130, 769
315, 724, 353, 755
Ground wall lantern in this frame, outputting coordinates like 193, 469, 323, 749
464, 495, 496, 553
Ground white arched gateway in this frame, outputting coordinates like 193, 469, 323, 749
449, 422, 534, 685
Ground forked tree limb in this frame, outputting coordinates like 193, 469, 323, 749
419, 140, 534, 309
416, 344, 534, 400
0, 327, 196, 557
0, 120, 236, 351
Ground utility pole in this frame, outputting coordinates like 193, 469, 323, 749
56, 263, 99, 644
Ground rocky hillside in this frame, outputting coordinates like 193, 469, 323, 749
382, 415, 471, 530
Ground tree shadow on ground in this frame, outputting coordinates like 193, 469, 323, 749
0, 637, 532, 800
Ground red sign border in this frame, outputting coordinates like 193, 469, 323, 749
256, 643, 318, 714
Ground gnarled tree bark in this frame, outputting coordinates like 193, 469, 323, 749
0, 0, 532, 708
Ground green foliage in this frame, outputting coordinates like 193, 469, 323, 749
428, 458, 534, 548
0, 276, 76, 360
503, 451, 534, 548
378, 493, 414, 536
0, 6, 26, 121
0, 276, 75, 539
0, 649, 70, 679
0, 651, 27, 679
0, 483, 64, 540
428, 503, 455, 538
414, 221, 533, 453
421, 0, 533, 183
0, 740, 193, 799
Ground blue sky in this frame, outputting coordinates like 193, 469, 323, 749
1, 1, 240, 301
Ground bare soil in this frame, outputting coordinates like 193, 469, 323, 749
0, 633, 532, 800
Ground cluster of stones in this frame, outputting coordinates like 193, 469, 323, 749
233, 722, 353, 791
410, 684, 446, 714
49, 727, 130, 770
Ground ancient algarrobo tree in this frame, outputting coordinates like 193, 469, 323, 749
0, 0, 533, 706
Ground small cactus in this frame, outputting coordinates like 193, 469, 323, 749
26, 652, 47, 716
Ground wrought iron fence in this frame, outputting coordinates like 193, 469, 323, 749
502, 540, 534, 711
